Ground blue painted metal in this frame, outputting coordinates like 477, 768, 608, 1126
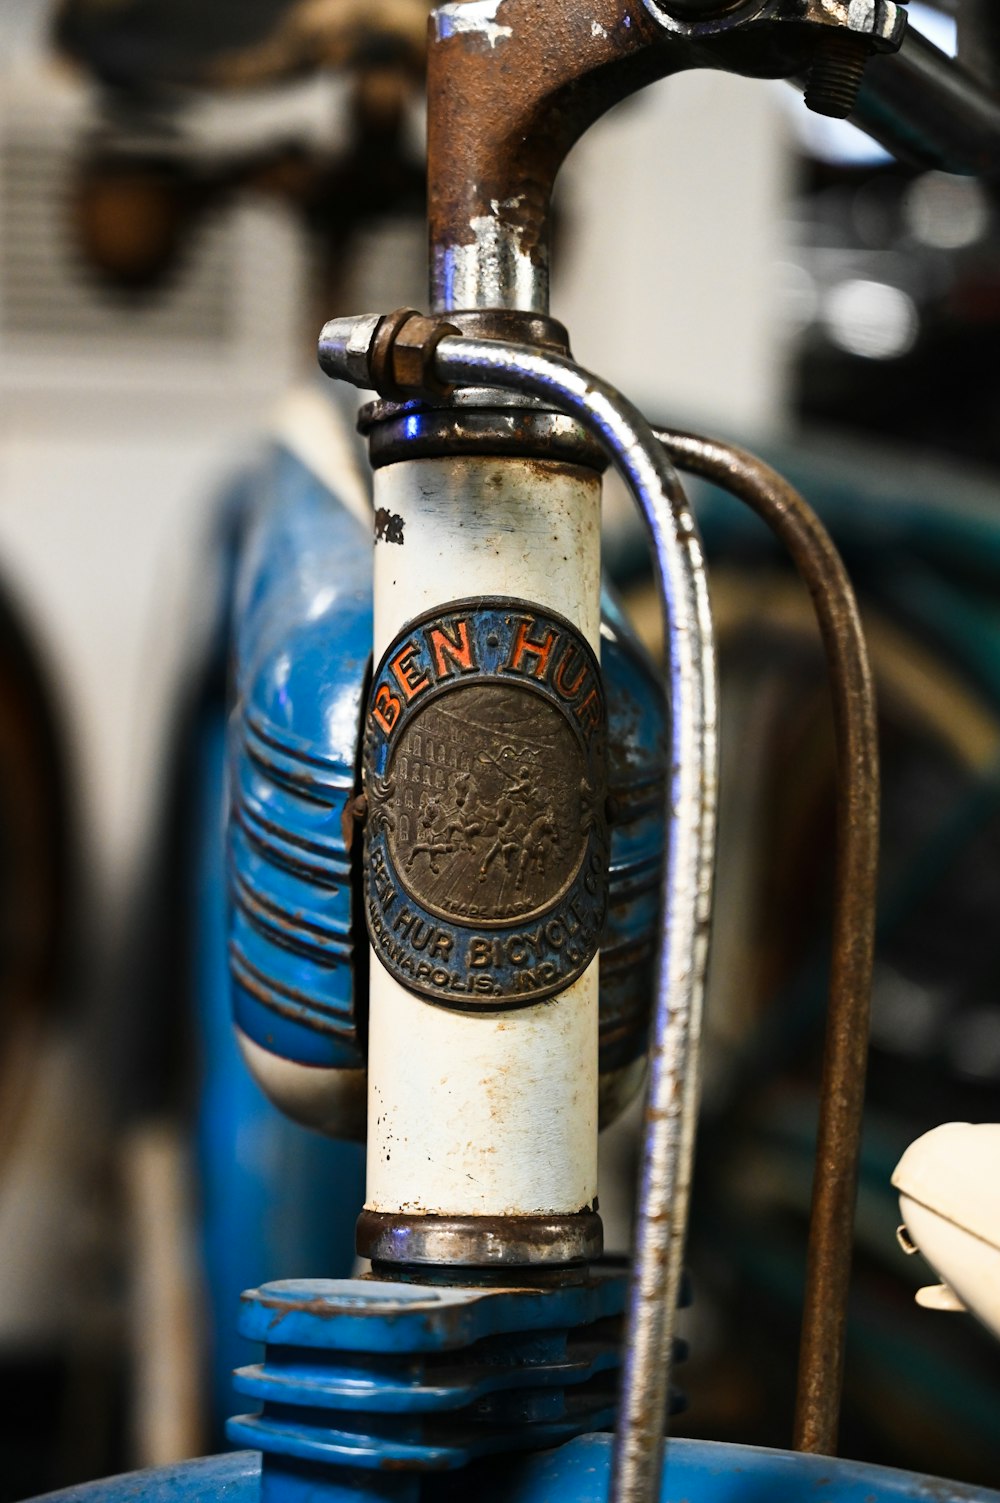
225, 1269, 633, 1496
27, 1452, 262, 1503
29, 1436, 1000, 1503
193, 455, 366, 1437
194, 707, 365, 1435
228, 445, 372, 1072
600, 593, 668, 1079
477, 1434, 1000, 1503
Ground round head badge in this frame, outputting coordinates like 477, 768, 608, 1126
364, 599, 610, 1009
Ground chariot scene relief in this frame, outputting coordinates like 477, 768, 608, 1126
385, 683, 588, 923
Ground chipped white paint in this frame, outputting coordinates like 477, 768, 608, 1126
372, 457, 601, 656
847, 0, 876, 33
435, 0, 513, 48
367, 456, 602, 1216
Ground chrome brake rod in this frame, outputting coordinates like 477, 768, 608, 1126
430, 335, 719, 1503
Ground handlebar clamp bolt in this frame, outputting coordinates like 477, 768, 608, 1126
805, 29, 873, 118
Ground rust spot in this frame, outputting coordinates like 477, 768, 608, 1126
427, 0, 664, 285
374, 507, 406, 545
341, 791, 368, 848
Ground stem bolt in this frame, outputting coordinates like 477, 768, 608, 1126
804, 30, 872, 119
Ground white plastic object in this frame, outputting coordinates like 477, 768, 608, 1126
893, 1121, 1000, 1340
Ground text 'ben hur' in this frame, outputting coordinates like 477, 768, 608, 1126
369, 611, 603, 744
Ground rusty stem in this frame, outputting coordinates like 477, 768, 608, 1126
427, 0, 667, 313
425, 0, 844, 316
655, 427, 880, 1458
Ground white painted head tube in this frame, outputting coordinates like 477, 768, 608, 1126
366, 454, 602, 1223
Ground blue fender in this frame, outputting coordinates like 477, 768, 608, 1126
228, 446, 372, 1075
28, 1436, 999, 1503
192, 451, 368, 1436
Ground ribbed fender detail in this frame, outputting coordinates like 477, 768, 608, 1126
600, 591, 669, 1087
228, 446, 371, 1071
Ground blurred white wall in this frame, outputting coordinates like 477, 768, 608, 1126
0, 62, 311, 932
557, 69, 794, 433
0, 51, 313, 1349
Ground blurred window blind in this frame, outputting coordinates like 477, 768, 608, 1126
0, 137, 235, 349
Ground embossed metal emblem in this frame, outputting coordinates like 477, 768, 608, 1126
364, 598, 609, 1008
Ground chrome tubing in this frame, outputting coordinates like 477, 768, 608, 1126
655, 428, 880, 1457
432, 337, 719, 1503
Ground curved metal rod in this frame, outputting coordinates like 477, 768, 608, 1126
432, 337, 718, 1503
654, 427, 880, 1457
